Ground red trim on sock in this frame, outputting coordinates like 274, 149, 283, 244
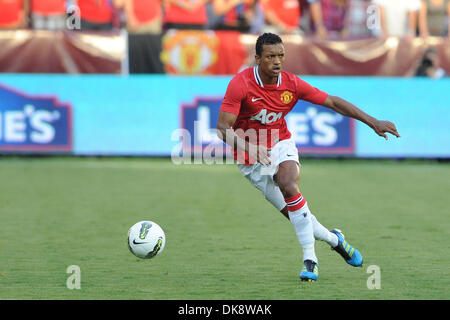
289, 198, 306, 211
285, 193, 302, 204
285, 193, 307, 212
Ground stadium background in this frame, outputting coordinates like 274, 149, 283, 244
0, 0, 449, 301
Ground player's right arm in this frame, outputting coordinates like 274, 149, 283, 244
217, 76, 271, 165
217, 111, 271, 165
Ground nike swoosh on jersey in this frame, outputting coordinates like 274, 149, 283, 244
251, 97, 264, 102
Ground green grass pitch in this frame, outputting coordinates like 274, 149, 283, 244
0, 157, 448, 300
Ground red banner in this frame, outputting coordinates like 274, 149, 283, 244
161, 32, 450, 76
160, 30, 247, 75
0, 29, 449, 76
0, 30, 125, 74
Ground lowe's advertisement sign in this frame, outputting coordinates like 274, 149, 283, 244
181, 97, 355, 155
0, 74, 448, 158
0, 83, 72, 152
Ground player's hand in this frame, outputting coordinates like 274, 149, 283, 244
249, 144, 271, 165
372, 120, 401, 140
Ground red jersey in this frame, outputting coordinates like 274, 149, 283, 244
31, 0, 66, 15
132, 0, 161, 23
261, 0, 300, 29
164, 1, 208, 25
223, 1, 249, 25
220, 66, 328, 164
0, 0, 22, 26
77, 0, 113, 23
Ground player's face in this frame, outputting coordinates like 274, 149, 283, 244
256, 43, 285, 81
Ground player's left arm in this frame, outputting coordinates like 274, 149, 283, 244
322, 95, 401, 140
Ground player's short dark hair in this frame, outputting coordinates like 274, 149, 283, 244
255, 33, 283, 57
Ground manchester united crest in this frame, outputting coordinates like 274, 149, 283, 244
280, 91, 294, 104
160, 30, 218, 75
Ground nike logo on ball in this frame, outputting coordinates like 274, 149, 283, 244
252, 97, 263, 102
133, 239, 147, 245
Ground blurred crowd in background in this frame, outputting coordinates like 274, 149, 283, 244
0, 0, 449, 38
0, 0, 448, 77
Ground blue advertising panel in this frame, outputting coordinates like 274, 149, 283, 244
181, 97, 355, 155
314, 77, 450, 158
0, 83, 72, 152
0, 74, 448, 158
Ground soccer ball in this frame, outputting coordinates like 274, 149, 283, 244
127, 221, 166, 259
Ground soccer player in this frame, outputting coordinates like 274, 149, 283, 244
216, 33, 400, 282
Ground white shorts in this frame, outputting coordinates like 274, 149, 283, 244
237, 138, 300, 211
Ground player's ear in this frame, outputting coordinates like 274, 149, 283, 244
255, 54, 261, 65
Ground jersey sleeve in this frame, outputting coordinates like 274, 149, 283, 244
295, 76, 328, 106
220, 75, 246, 115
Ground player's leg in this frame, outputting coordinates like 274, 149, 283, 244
274, 160, 321, 281
237, 152, 362, 278
280, 206, 338, 247
276, 162, 363, 268
239, 163, 318, 281
266, 138, 326, 280
269, 181, 339, 248
274, 161, 316, 260
238, 161, 318, 280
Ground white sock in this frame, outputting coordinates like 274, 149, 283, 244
288, 207, 317, 263
285, 193, 317, 263
310, 213, 339, 248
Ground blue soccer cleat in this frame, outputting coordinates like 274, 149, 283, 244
330, 229, 363, 267
299, 260, 319, 282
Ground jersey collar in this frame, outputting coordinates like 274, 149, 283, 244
253, 66, 281, 88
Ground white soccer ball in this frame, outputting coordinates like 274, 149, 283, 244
127, 221, 166, 259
